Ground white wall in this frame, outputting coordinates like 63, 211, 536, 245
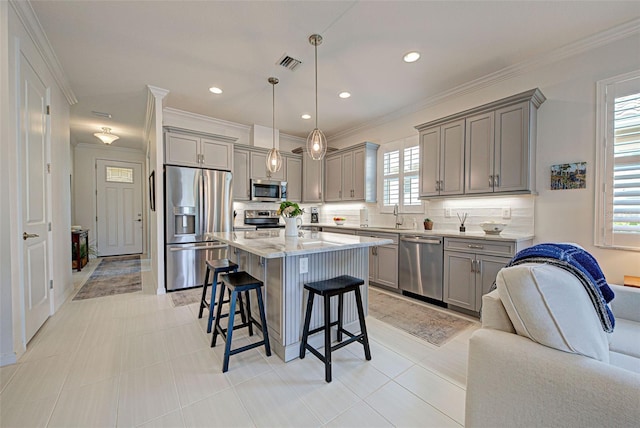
73, 144, 146, 254
1, 2, 73, 364
329, 33, 640, 285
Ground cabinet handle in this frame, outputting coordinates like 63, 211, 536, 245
439, 180, 444, 191
339, 190, 342, 198
494, 174, 500, 187
476, 259, 481, 273
468, 244, 484, 249
435, 181, 439, 191
470, 259, 475, 273
489, 175, 493, 186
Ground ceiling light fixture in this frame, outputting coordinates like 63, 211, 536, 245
94, 127, 119, 145
306, 33, 327, 161
266, 77, 282, 174
403, 51, 421, 63
209, 87, 223, 94
301, 114, 311, 120
339, 91, 351, 99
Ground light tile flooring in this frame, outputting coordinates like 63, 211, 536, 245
0, 258, 480, 427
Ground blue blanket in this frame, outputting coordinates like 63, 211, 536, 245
505, 243, 615, 332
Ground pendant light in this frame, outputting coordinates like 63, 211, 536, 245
306, 34, 327, 160
94, 127, 119, 145
266, 77, 283, 174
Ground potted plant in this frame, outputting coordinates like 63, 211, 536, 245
423, 218, 434, 230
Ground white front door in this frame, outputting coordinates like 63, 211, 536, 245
96, 160, 143, 256
20, 52, 51, 342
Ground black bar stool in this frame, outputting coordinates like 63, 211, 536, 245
212, 271, 271, 373
299, 275, 371, 382
198, 259, 243, 333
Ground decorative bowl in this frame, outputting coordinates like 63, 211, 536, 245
480, 222, 507, 234
334, 220, 345, 225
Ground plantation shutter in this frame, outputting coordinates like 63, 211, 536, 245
383, 150, 400, 206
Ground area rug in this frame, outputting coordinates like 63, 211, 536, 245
170, 287, 208, 307
368, 287, 473, 346
73, 255, 142, 300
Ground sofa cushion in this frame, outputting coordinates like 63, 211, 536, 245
610, 351, 640, 374
481, 290, 516, 333
609, 318, 640, 358
497, 263, 610, 362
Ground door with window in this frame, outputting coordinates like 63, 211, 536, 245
96, 160, 143, 256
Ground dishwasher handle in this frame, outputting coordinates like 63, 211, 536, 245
400, 236, 442, 245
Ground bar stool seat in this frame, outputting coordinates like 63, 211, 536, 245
212, 271, 271, 372
299, 275, 371, 382
198, 259, 240, 333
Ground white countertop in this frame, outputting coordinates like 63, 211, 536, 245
210, 230, 393, 259
312, 223, 534, 242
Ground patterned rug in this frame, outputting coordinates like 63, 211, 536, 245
73, 255, 142, 300
368, 287, 473, 346
170, 287, 207, 307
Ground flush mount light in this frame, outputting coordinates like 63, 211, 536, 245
209, 87, 223, 94
339, 91, 351, 99
306, 33, 327, 161
94, 127, 119, 145
301, 114, 311, 120
403, 51, 421, 63
266, 77, 282, 174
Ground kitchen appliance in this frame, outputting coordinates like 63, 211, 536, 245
244, 209, 284, 229
359, 207, 369, 227
250, 179, 287, 202
165, 165, 233, 291
399, 235, 444, 302
310, 207, 319, 223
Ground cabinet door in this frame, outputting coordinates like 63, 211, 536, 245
351, 148, 366, 200
324, 155, 343, 201
419, 127, 441, 197
465, 112, 495, 194
475, 255, 510, 311
165, 133, 200, 167
302, 156, 323, 202
375, 244, 399, 289
233, 149, 250, 200
285, 157, 302, 202
368, 247, 376, 283
342, 151, 355, 199
494, 101, 530, 192
201, 138, 232, 171
444, 251, 476, 310
440, 119, 465, 195
249, 152, 269, 180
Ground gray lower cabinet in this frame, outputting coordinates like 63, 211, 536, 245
357, 231, 399, 289
321, 227, 357, 235
444, 237, 531, 312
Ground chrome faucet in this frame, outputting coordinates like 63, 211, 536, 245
393, 204, 404, 229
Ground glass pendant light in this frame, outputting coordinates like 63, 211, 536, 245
94, 127, 119, 145
306, 34, 327, 160
266, 77, 282, 174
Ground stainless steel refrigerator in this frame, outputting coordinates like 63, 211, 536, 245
164, 165, 233, 291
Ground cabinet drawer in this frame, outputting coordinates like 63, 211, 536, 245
444, 237, 516, 257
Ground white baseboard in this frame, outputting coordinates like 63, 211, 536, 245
0, 352, 17, 367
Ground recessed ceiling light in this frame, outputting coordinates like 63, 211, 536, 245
209, 87, 223, 94
339, 91, 351, 99
403, 51, 420, 63
301, 114, 311, 120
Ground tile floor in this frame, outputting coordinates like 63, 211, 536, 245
0, 258, 480, 427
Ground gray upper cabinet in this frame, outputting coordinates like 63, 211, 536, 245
324, 142, 378, 202
286, 157, 302, 202
416, 89, 545, 199
250, 151, 286, 181
302, 156, 323, 203
233, 148, 251, 201
419, 119, 465, 197
164, 129, 234, 170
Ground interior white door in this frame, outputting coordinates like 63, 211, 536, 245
96, 160, 143, 256
20, 52, 51, 342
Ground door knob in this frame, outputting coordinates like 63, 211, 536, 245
23, 232, 39, 240
136, 219, 142, 222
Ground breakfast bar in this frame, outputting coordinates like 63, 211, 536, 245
210, 229, 393, 361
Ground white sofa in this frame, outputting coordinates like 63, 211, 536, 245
465, 264, 640, 428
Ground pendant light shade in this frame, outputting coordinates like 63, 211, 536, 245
266, 77, 282, 174
306, 34, 327, 160
94, 127, 119, 145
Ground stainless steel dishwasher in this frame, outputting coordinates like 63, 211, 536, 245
399, 235, 444, 301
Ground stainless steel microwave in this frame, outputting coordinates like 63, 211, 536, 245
250, 179, 287, 202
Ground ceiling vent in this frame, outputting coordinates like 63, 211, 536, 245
277, 54, 302, 71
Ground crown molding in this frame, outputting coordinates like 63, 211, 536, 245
144, 85, 169, 151
9, 0, 77, 105
75, 142, 145, 155
329, 17, 640, 142
163, 107, 251, 133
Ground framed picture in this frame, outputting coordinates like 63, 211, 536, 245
149, 170, 156, 211
550, 162, 586, 190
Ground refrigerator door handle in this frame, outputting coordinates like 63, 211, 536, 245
199, 170, 205, 237
169, 243, 228, 252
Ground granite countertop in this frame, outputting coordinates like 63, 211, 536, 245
210, 230, 393, 259
311, 223, 534, 242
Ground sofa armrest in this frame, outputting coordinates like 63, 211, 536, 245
610, 284, 640, 323
466, 329, 640, 428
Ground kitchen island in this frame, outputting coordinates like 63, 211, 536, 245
210, 229, 392, 362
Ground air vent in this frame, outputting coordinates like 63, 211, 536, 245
91, 110, 112, 119
277, 54, 302, 71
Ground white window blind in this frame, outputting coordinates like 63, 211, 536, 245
383, 150, 400, 206
382, 143, 422, 212
595, 70, 640, 250
403, 146, 420, 206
